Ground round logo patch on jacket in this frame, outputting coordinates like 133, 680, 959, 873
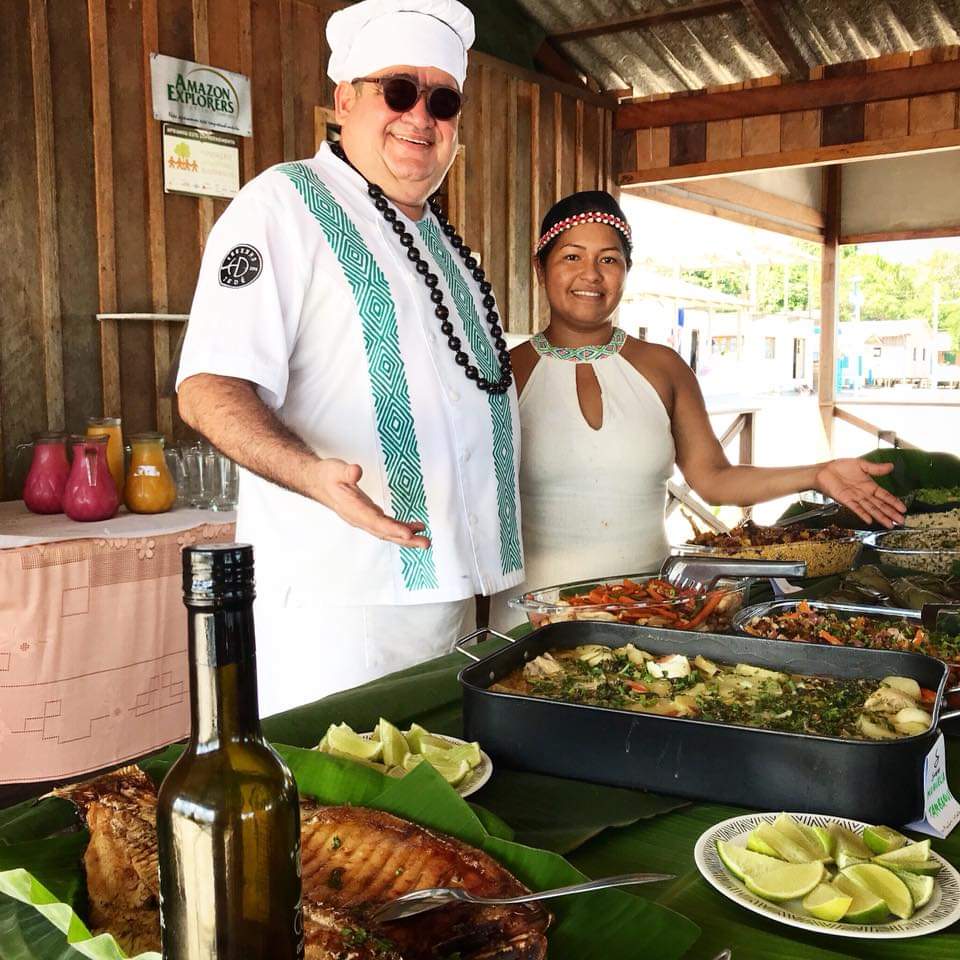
219, 245, 263, 288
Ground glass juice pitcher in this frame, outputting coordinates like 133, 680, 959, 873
21, 433, 70, 514
63, 435, 119, 522
86, 417, 125, 496
125, 433, 176, 514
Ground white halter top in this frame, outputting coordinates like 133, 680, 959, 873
490, 329, 676, 631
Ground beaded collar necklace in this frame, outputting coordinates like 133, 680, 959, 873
531, 327, 626, 362
331, 143, 512, 395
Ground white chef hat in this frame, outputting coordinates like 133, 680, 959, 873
326, 0, 475, 88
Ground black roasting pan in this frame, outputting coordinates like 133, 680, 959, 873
458, 622, 955, 825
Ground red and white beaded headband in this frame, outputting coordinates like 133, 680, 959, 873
535, 211, 632, 255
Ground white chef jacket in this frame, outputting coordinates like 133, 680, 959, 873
177, 142, 524, 606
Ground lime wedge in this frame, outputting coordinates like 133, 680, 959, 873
743, 861, 824, 902
422, 740, 482, 768
889, 868, 936, 909
425, 756, 471, 786
833, 874, 890, 924
811, 826, 834, 859
882, 859, 941, 877
402, 752, 426, 772
802, 882, 852, 922
404, 723, 432, 753
322, 747, 388, 773
841, 864, 914, 920
874, 839, 931, 865
716, 841, 785, 881
830, 826, 871, 869
324, 723, 383, 761
773, 814, 831, 862
752, 822, 820, 863
374, 718, 410, 767
746, 830, 781, 858
863, 825, 909, 856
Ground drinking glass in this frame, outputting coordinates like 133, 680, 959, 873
213, 455, 239, 511
183, 443, 214, 509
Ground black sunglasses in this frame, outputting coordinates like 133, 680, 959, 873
353, 75, 463, 121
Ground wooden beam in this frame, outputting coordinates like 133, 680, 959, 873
553, 91, 563, 203
680, 177, 824, 229
529, 81, 541, 333
840, 224, 960, 245
574, 99, 585, 190
142, 0, 172, 438
532, 39, 588, 91
29, 0, 65, 432
238, 0, 255, 182
550, 0, 741, 43
740, 0, 807, 80
625, 184, 824, 243
819, 166, 840, 447
619, 127, 960, 184
616, 60, 960, 129
88, 0, 121, 417
193, 0, 215, 251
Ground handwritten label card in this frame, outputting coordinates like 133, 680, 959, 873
907, 733, 960, 839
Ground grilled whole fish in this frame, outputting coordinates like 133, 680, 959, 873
52, 767, 549, 959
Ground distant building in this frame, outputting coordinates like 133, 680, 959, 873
620, 270, 815, 394
837, 319, 959, 388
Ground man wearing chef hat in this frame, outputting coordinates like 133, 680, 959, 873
176, 0, 523, 715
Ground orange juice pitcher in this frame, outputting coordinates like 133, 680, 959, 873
86, 417, 124, 496
125, 433, 176, 514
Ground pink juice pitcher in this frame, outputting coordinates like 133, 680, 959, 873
22, 433, 70, 514
63, 435, 119, 522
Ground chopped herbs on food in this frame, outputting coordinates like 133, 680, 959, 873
493, 643, 932, 741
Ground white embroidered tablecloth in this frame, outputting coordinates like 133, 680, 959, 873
0, 503, 236, 782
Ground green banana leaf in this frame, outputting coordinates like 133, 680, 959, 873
0, 747, 700, 960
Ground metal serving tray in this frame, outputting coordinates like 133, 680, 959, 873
732, 598, 960, 721
458, 622, 956, 824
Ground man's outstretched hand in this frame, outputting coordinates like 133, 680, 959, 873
311, 459, 431, 548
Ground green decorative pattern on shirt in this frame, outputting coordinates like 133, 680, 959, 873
279, 162, 437, 591
416, 218, 522, 575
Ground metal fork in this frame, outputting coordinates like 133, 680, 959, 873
368, 872, 675, 923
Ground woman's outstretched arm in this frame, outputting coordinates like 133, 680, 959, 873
667, 355, 905, 528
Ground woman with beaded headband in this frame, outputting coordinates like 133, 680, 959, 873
489, 190, 906, 630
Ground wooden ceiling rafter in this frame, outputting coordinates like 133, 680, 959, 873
548, 0, 741, 44
740, 0, 808, 80
616, 59, 960, 129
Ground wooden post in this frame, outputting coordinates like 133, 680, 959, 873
819, 165, 841, 447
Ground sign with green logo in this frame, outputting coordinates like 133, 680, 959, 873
162, 124, 240, 199
150, 53, 252, 137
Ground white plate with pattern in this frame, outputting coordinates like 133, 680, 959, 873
358, 732, 493, 798
694, 812, 960, 939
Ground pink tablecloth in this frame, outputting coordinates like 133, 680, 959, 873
0, 508, 235, 783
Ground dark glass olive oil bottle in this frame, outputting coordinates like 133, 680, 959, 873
157, 544, 304, 960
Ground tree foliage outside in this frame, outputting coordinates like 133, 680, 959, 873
668, 245, 960, 349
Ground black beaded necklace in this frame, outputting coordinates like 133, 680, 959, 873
331, 142, 512, 395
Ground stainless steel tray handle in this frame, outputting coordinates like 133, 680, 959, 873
454, 626, 516, 662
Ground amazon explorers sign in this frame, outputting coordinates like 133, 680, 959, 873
150, 53, 252, 138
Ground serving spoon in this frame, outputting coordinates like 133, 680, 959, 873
369, 872, 675, 923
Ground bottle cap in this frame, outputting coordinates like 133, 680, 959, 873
183, 543, 255, 605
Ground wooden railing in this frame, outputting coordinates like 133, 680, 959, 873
832, 405, 921, 450
665, 407, 757, 534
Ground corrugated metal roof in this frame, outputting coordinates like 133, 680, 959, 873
513, 0, 960, 95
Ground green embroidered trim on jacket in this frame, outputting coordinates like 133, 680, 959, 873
280, 162, 437, 591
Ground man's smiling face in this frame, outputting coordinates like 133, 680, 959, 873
335, 64, 460, 216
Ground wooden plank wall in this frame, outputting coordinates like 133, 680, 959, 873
0, 0, 611, 500
615, 46, 960, 185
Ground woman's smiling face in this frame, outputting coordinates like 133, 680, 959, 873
537, 221, 629, 334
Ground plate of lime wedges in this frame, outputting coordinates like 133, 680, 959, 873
314, 719, 493, 798
694, 812, 960, 939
